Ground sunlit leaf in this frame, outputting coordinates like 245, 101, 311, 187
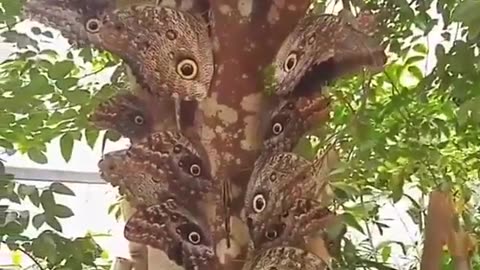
50, 182, 75, 196
27, 149, 47, 164
60, 133, 74, 162
54, 204, 74, 218
48, 60, 74, 80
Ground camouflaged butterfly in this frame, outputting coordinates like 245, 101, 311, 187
98, 149, 171, 207
243, 246, 329, 270
126, 130, 216, 201
262, 93, 331, 156
89, 92, 176, 142
23, 0, 114, 47
272, 11, 387, 96
97, 5, 214, 130
125, 198, 217, 270
23, 0, 209, 47
244, 149, 339, 249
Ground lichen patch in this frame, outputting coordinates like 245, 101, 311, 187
231, 216, 250, 246
237, 0, 253, 17
216, 238, 241, 264
240, 92, 263, 112
219, 4, 233, 15
160, 0, 176, 8
240, 115, 261, 151
179, 0, 193, 10
267, 4, 280, 25
201, 93, 239, 125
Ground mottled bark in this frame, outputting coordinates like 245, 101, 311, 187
196, 0, 311, 268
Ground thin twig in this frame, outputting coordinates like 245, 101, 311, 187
0, 240, 46, 270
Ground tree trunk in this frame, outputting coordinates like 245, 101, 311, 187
196, 1, 312, 268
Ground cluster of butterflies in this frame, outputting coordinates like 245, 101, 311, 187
22, 0, 387, 269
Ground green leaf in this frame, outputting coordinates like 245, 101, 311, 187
64, 89, 91, 105
32, 232, 57, 261
54, 204, 74, 218
50, 182, 75, 196
40, 190, 56, 212
28, 188, 41, 207
341, 212, 364, 234
60, 133, 74, 162
85, 128, 99, 149
32, 213, 45, 229
27, 149, 48, 164
105, 130, 121, 142
56, 77, 79, 91
381, 245, 392, 262
412, 43, 428, 54
46, 215, 62, 232
48, 60, 74, 80
408, 65, 424, 80
452, 0, 480, 25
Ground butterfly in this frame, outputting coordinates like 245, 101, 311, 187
126, 130, 217, 202
271, 11, 386, 96
243, 246, 329, 270
244, 148, 339, 250
125, 197, 218, 270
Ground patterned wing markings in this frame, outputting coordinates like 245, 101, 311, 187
127, 131, 216, 201
245, 148, 339, 249
125, 198, 217, 270
243, 246, 329, 270
272, 12, 387, 96
98, 149, 170, 207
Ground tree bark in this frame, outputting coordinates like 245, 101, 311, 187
196, 0, 312, 268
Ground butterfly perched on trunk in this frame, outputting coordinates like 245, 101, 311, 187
125, 197, 218, 270
98, 149, 171, 207
244, 148, 339, 249
261, 93, 331, 156
22, 0, 210, 47
126, 130, 217, 203
89, 92, 176, 143
242, 246, 329, 270
271, 11, 387, 96
96, 5, 214, 130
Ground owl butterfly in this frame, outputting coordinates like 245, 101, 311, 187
127, 130, 216, 202
89, 92, 176, 142
243, 246, 329, 270
262, 93, 331, 156
22, 0, 114, 47
97, 5, 214, 130
272, 11, 387, 96
98, 149, 170, 207
125, 198, 217, 270
22, 0, 209, 48
244, 149, 339, 249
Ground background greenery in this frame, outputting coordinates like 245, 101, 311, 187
1, 0, 480, 269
